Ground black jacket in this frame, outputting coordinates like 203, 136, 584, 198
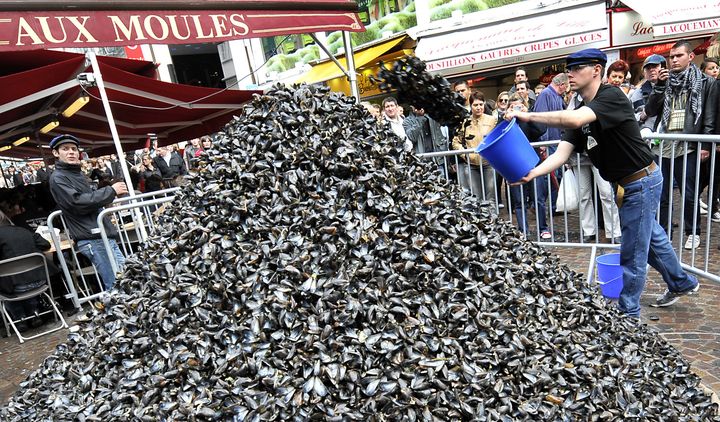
403, 113, 448, 154
49, 161, 118, 241
0, 226, 50, 295
154, 152, 187, 179
645, 72, 717, 145
11, 172, 23, 187
139, 168, 163, 192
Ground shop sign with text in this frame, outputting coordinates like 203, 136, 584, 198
425, 30, 607, 72
0, 10, 362, 51
416, 1, 606, 63
612, 10, 718, 47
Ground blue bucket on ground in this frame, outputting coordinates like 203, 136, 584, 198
476, 118, 539, 183
596, 253, 623, 299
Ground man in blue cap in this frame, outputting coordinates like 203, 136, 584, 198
504, 48, 699, 318
48, 134, 128, 291
629, 54, 666, 131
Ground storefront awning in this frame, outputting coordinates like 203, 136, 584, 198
414, 0, 608, 77
621, 0, 720, 38
296, 35, 406, 84
0, 50, 260, 158
0, 0, 363, 51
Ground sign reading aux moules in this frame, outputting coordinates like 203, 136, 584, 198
0, 10, 362, 50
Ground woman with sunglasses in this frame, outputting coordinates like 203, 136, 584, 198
492, 91, 510, 123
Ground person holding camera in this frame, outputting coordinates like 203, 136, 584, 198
505, 48, 699, 318
48, 134, 128, 291
134, 154, 163, 193
645, 40, 717, 250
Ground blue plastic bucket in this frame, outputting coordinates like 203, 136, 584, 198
476, 118, 539, 183
596, 253, 623, 299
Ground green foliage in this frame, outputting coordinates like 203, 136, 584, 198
300, 46, 320, 63
394, 11, 418, 29
351, 23, 381, 46
460, 0, 488, 14
267, 54, 297, 73
327, 31, 343, 46
430, 0, 517, 21
486, 0, 521, 6
429, 0, 453, 7
430, 5, 454, 21
404, 2, 416, 12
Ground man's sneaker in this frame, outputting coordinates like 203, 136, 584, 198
700, 199, 708, 210
684, 234, 700, 250
652, 282, 700, 307
540, 231, 552, 240
712, 212, 720, 223
700, 207, 708, 215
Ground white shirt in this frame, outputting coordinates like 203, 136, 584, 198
384, 114, 406, 139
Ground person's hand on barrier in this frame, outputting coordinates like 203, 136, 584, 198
112, 182, 128, 196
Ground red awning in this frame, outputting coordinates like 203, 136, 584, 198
0, 50, 260, 158
0, 1, 363, 51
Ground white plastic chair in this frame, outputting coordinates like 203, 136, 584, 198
0, 252, 68, 343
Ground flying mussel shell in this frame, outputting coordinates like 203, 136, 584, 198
1, 83, 717, 421
375, 56, 468, 127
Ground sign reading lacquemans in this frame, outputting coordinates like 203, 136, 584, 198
0, 10, 362, 51
612, 6, 720, 46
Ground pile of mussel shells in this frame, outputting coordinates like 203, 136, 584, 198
376, 56, 468, 127
1, 84, 717, 421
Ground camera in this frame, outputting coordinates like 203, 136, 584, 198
513, 105, 523, 111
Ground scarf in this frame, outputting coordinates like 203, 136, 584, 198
659, 63, 703, 132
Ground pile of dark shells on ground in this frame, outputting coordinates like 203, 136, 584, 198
2, 84, 718, 421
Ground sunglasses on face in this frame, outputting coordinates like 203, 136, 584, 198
498, 99, 509, 103
565, 64, 591, 73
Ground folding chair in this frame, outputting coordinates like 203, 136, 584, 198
0, 252, 69, 343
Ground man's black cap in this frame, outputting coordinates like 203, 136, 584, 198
566, 48, 607, 68
49, 134, 80, 150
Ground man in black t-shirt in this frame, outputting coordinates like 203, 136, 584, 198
504, 48, 699, 319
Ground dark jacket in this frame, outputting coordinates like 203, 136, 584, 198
645, 72, 717, 146
518, 120, 547, 144
0, 226, 50, 295
403, 113, 448, 155
139, 168, 163, 192
153, 152, 187, 179
11, 172, 23, 187
49, 161, 118, 241
36, 168, 50, 184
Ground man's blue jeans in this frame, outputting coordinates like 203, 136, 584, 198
616, 166, 698, 317
657, 152, 702, 236
509, 175, 549, 235
76, 239, 125, 291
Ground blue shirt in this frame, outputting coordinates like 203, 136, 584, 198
534, 85, 565, 142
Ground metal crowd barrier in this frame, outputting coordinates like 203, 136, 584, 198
46, 188, 179, 308
418, 134, 720, 286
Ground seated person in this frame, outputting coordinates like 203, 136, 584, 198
0, 211, 51, 331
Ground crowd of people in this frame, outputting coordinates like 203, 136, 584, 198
0, 136, 215, 328
364, 40, 720, 252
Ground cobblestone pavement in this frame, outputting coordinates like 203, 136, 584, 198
551, 245, 720, 399
1, 205, 718, 406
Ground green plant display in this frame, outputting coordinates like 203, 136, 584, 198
262, 0, 519, 74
